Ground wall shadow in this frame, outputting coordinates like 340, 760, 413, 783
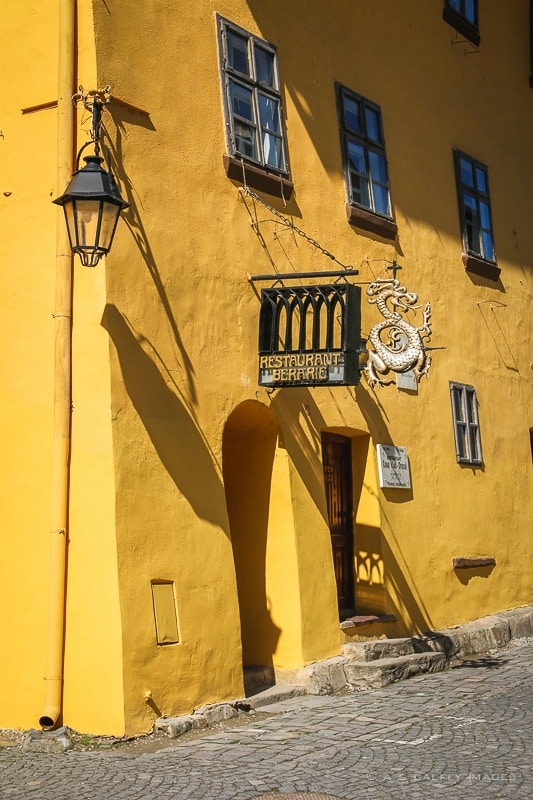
102, 304, 228, 532
103, 104, 198, 414
454, 565, 496, 585
270, 387, 329, 522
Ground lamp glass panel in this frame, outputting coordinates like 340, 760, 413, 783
63, 202, 77, 250
74, 199, 101, 247
97, 201, 121, 251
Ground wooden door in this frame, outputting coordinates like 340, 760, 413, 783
321, 433, 355, 615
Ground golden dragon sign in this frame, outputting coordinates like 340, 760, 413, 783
364, 278, 432, 387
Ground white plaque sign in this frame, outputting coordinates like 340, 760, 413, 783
377, 444, 411, 489
397, 369, 418, 392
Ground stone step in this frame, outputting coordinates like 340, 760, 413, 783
342, 637, 415, 662
343, 651, 448, 690
248, 684, 307, 710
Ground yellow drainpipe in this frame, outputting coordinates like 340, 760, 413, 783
39, 0, 76, 730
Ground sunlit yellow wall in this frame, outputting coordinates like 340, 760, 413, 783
0, 2, 58, 730
0, 0, 125, 734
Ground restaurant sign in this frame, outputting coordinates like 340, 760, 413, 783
258, 284, 364, 388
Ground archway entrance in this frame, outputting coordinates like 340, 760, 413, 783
222, 401, 281, 683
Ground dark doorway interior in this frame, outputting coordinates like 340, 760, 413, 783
321, 433, 354, 617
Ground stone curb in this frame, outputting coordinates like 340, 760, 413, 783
154, 605, 533, 739
22, 726, 73, 753
155, 686, 308, 738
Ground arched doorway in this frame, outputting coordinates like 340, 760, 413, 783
222, 401, 281, 682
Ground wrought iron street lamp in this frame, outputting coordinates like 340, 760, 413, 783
53, 87, 129, 267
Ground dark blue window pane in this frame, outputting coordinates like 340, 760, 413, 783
255, 46, 275, 87
372, 184, 390, 216
365, 106, 381, 143
448, 0, 460, 12
230, 81, 254, 121
258, 94, 280, 132
475, 167, 487, 193
479, 200, 491, 230
482, 231, 495, 261
369, 150, 387, 183
464, 0, 476, 24
463, 192, 477, 212
227, 31, 250, 75
347, 140, 366, 175
460, 158, 474, 187
344, 96, 360, 133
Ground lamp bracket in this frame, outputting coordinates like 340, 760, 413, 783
72, 85, 112, 150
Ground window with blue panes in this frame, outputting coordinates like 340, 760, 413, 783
443, 0, 479, 46
337, 85, 393, 219
454, 150, 496, 264
218, 17, 288, 174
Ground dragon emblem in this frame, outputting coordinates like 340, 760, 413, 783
364, 278, 432, 387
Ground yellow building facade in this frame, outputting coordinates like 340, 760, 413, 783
1, 0, 532, 736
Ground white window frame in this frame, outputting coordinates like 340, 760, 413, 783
450, 382, 483, 466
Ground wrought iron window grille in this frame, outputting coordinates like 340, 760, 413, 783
258, 283, 365, 388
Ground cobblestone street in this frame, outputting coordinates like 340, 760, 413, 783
1, 642, 531, 800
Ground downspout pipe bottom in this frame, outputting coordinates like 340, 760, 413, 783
39, 710, 60, 731
39, 676, 62, 729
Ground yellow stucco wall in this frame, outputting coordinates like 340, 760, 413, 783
0, 0, 125, 734
1, 0, 532, 736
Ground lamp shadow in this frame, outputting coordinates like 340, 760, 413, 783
101, 303, 229, 533
103, 104, 198, 415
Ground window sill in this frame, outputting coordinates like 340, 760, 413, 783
346, 204, 398, 240
462, 253, 501, 282
223, 154, 294, 199
442, 7, 480, 47
452, 557, 496, 570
